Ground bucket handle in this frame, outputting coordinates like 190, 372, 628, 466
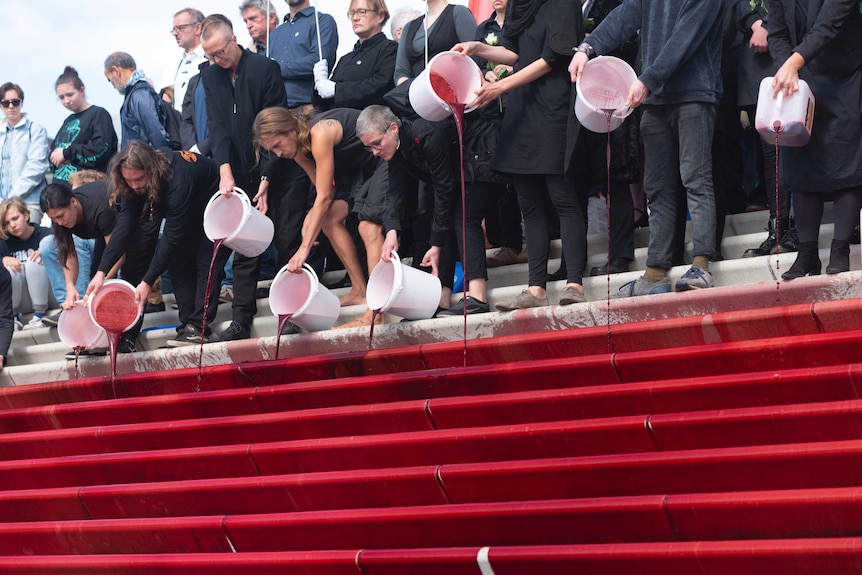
302, 263, 320, 293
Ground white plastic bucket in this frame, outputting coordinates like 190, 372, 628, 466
202, 187, 275, 258
409, 51, 483, 121
269, 264, 340, 332
366, 251, 442, 320
58, 305, 108, 350
89, 279, 141, 334
575, 56, 637, 133
754, 77, 815, 147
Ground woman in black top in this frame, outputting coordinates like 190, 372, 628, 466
85, 142, 230, 349
50, 67, 118, 182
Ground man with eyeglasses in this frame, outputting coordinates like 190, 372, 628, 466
200, 15, 301, 343
170, 7, 206, 115
268, 0, 338, 111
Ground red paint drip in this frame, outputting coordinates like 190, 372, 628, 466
601, 109, 614, 352
198, 237, 226, 389
774, 128, 781, 288
275, 313, 293, 359
450, 102, 468, 368
368, 309, 381, 351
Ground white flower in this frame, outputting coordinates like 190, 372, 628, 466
484, 32, 498, 46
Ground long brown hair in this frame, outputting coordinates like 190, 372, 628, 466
252, 106, 316, 160
107, 141, 172, 207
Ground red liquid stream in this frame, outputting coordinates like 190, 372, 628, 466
368, 309, 381, 351
774, 129, 781, 287
430, 72, 460, 105
198, 238, 226, 390
73, 345, 84, 381
275, 313, 293, 359
92, 289, 139, 396
601, 109, 614, 352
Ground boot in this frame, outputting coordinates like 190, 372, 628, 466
781, 241, 821, 279
743, 219, 777, 258
826, 240, 851, 275
773, 216, 799, 254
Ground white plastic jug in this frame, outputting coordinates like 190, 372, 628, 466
409, 51, 483, 121
58, 305, 108, 350
755, 77, 815, 147
575, 56, 637, 133
269, 264, 340, 332
367, 251, 442, 320
202, 187, 275, 258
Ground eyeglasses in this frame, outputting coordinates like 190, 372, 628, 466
0, 99, 22, 108
170, 23, 195, 34
348, 8, 377, 18
204, 39, 233, 61
363, 129, 391, 153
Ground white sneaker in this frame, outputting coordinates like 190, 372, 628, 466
13, 318, 23, 331
23, 317, 46, 330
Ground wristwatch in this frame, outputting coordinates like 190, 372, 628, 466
260, 175, 270, 183
575, 43, 595, 57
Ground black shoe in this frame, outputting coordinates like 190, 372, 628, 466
166, 325, 206, 347
118, 336, 137, 354
145, 301, 166, 314
65, 347, 108, 361
546, 268, 567, 282
852, 225, 860, 245
436, 296, 490, 316
210, 321, 251, 342
255, 287, 270, 299
280, 321, 301, 335
323, 273, 351, 290
826, 240, 851, 275
42, 311, 62, 327
782, 242, 821, 279
589, 257, 631, 276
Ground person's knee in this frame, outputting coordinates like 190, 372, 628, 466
358, 220, 382, 241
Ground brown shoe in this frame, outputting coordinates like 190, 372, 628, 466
559, 285, 586, 305
487, 247, 524, 268
495, 289, 549, 312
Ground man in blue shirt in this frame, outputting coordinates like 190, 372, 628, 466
268, 0, 338, 109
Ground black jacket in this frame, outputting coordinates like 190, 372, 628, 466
202, 49, 287, 191
316, 32, 397, 110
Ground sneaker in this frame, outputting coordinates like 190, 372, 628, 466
589, 258, 631, 276
23, 317, 46, 330
65, 348, 108, 361
674, 266, 714, 291
559, 285, 586, 305
13, 316, 22, 331
210, 321, 251, 342
219, 285, 234, 303
487, 247, 525, 268
437, 296, 490, 316
166, 325, 206, 347
495, 289, 549, 312
613, 276, 672, 298
118, 336, 137, 354
41, 311, 61, 327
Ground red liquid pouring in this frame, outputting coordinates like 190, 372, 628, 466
92, 288, 139, 396
198, 238, 226, 389
368, 309, 382, 351
774, 129, 781, 286
275, 313, 293, 359
601, 109, 615, 352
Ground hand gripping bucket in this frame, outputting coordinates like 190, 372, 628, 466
409, 51, 483, 121
58, 305, 108, 350
366, 251, 442, 320
203, 187, 275, 258
89, 279, 141, 335
269, 264, 340, 332
755, 77, 815, 147
575, 56, 637, 133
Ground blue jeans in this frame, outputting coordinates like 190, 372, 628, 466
640, 102, 717, 270
39, 234, 94, 304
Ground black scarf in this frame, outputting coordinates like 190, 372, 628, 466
505, 0, 583, 55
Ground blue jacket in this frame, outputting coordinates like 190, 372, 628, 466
120, 70, 171, 150
586, 0, 724, 106
0, 114, 49, 204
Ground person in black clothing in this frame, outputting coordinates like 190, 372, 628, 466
201, 15, 305, 342
313, 0, 398, 110
253, 106, 397, 328
50, 66, 118, 182
84, 142, 230, 349
0, 266, 14, 371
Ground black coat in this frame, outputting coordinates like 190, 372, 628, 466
316, 32, 397, 110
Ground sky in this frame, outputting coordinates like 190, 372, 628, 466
0, 0, 470, 138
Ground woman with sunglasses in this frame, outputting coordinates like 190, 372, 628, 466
50, 67, 118, 184
0, 82, 50, 225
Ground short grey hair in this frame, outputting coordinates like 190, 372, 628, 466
357, 105, 401, 137
239, 0, 277, 20
174, 7, 205, 23
390, 8, 421, 40
104, 52, 136, 71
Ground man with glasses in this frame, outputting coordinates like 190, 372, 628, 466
170, 7, 206, 115
200, 15, 296, 343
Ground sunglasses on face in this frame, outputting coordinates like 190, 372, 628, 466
0, 99, 22, 108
